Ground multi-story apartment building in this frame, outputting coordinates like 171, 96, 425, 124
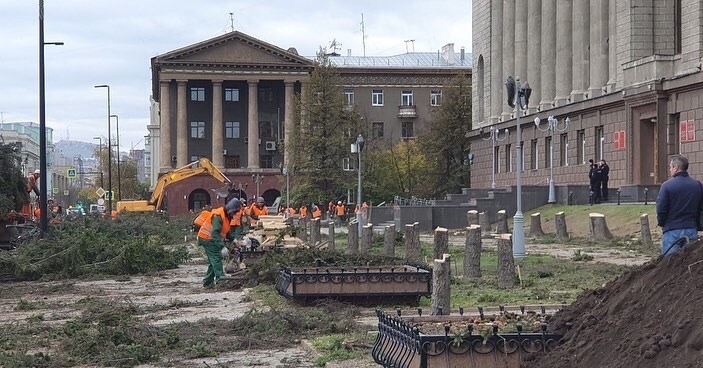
148, 31, 470, 215
471, 0, 703, 196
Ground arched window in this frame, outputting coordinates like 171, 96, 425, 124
188, 189, 211, 212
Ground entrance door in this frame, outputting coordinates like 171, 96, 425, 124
639, 118, 657, 185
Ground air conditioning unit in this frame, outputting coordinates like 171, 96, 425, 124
265, 141, 276, 151
223, 149, 228, 155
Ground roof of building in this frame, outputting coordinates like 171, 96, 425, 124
323, 51, 472, 69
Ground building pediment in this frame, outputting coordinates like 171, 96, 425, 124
154, 31, 313, 69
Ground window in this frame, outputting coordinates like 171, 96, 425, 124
224, 155, 240, 169
431, 90, 443, 106
519, 142, 525, 171
372, 122, 384, 138
145, 137, 151, 145
577, 129, 586, 164
595, 126, 604, 160
613, 130, 626, 150
342, 157, 354, 171
560, 133, 569, 166
258, 88, 273, 102
259, 121, 274, 139
530, 139, 539, 170
225, 121, 240, 139
401, 122, 414, 139
506, 144, 512, 172
190, 121, 205, 138
680, 119, 695, 143
225, 88, 240, 102
260, 155, 273, 169
190, 87, 205, 101
669, 114, 681, 155
545, 136, 552, 168
494, 146, 500, 173
190, 155, 199, 162
372, 89, 384, 106
401, 90, 414, 106
344, 89, 355, 105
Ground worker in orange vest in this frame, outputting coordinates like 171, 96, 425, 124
198, 198, 240, 287
228, 202, 246, 239
312, 204, 322, 219
248, 197, 268, 227
335, 201, 346, 224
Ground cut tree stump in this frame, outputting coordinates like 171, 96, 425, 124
328, 222, 336, 251
497, 234, 516, 288
640, 214, 653, 248
479, 212, 492, 236
528, 212, 545, 237
347, 221, 359, 254
405, 222, 421, 263
464, 225, 482, 278
434, 227, 449, 260
589, 213, 614, 240
497, 210, 509, 233
467, 210, 479, 226
310, 218, 321, 246
383, 224, 396, 257
555, 211, 569, 240
361, 224, 374, 254
431, 253, 451, 315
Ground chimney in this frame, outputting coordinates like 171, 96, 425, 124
460, 47, 465, 65
347, 48, 352, 56
441, 43, 455, 65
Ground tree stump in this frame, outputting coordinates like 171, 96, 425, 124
405, 222, 421, 263
589, 213, 614, 240
464, 225, 482, 278
497, 234, 516, 288
497, 210, 509, 234
383, 224, 396, 257
299, 221, 308, 243
528, 212, 545, 237
467, 210, 479, 226
431, 253, 451, 315
640, 214, 653, 248
361, 224, 374, 254
347, 220, 359, 254
328, 222, 336, 251
479, 212, 492, 236
434, 227, 449, 260
555, 211, 569, 240
310, 218, 321, 246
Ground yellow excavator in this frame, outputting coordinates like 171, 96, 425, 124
116, 158, 232, 213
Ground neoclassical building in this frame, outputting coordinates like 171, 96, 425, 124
148, 32, 470, 214
471, 0, 703, 196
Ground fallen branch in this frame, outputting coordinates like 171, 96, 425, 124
687, 259, 703, 273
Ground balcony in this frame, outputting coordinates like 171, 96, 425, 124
397, 105, 417, 118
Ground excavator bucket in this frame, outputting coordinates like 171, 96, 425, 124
213, 185, 231, 198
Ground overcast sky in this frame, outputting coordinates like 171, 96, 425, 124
0, 1, 471, 151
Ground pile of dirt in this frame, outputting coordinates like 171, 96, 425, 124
525, 239, 703, 368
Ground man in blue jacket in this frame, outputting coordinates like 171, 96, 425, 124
656, 156, 703, 255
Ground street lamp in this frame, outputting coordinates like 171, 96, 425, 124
38, 0, 64, 233
94, 84, 112, 213
252, 173, 263, 198
535, 115, 570, 204
110, 114, 121, 200
282, 167, 291, 208
93, 137, 104, 187
505, 75, 532, 260
353, 134, 365, 234
480, 126, 509, 189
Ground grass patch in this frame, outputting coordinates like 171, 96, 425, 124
312, 334, 366, 366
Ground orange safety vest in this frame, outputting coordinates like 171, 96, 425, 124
249, 204, 268, 225
336, 204, 345, 216
286, 207, 297, 216
299, 206, 308, 218
197, 207, 231, 240
193, 209, 211, 230
312, 207, 322, 218
229, 208, 243, 227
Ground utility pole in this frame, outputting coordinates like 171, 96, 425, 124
360, 13, 367, 57
229, 12, 234, 32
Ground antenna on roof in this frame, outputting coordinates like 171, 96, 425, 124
229, 12, 234, 32
404, 39, 415, 53
329, 39, 342, 55
360, 13, 368, 57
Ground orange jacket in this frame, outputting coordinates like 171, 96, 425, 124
249, 204, 268, 225
229, 208, 244, 227
286, 207, 297, 216
197, 207, 231, 240
299, 206, 308, 218
312, 207, 322, 218
335, 204, 345, 216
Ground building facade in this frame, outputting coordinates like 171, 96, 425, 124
471, 0, 703, 193
149, 31, 470, 215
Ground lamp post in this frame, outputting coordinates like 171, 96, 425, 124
93, 137, 104, 187
110, 114, 121, 200
535, 115, 570, 203
282, 167, 291, 208
353, 134, 365, 234
505, 75, 532, 260
94, 84, 112, 213
252, 173, 263, 198
38, 0, 64, 233
480, 126, 509, 189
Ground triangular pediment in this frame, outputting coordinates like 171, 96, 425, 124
155, 31, 313, 68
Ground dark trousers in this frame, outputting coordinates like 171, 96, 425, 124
590, 181, 602, 203
601, 179, 609, 200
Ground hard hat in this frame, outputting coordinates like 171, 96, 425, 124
256, 197, 265, 204
337, 201, 342, 205
225, 198, 241, 214
34, 169, 40, 174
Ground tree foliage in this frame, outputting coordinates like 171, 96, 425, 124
0, 142, 29, 215
93, 147, 146, 201
364, 140, 435, 203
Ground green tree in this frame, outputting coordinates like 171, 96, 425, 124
364, 140, 435, 203
0, 143, 29, 214
290, 49, 362, 205
93, 147, 145, 201
419, 73, 473, 196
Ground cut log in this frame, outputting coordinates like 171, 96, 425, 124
555, 211, 569, 240
497, 210, 509, 234
589, 213, 614, 240
434, 227, 449, 260
497, 234, 516, 288
528, 212, 545, 237
360, 224, 374, 254
310, 218, 321, 246
431, 253, 451, 315
383, 224, 396, 257
328, 222, 336, 251
479, 212, 492, 236
640, 214, 653, 248
405, 222, 422, 263
464, 225, 482, 278
299, 221, 308, 243
347, 220, 359, 254
467, 210, 479, 226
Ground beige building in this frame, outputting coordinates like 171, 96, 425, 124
471, 0, 703, 197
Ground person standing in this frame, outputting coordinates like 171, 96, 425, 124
589, 160, 602, 204
198, 198, 240, 287
656, 156, 703, 256
599, 159, 610, 201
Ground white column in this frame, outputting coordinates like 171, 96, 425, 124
159, 80, 171, 171
526, 0, 542, 114
539, 0, 557, 110
212, 80, 224, 168
490, 0, 504, 122
176, 80, 188, 167
515, 0, 528, 97
502, 0, 515, 120
555, 0, 573, 106
588, 0, 609, 98
607, 0, 617, 91
247, 80, 259, 168
571, 0, 590, 101
283, 81, 295, 169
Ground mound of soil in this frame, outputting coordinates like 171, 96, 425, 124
525, 240, 703, 368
